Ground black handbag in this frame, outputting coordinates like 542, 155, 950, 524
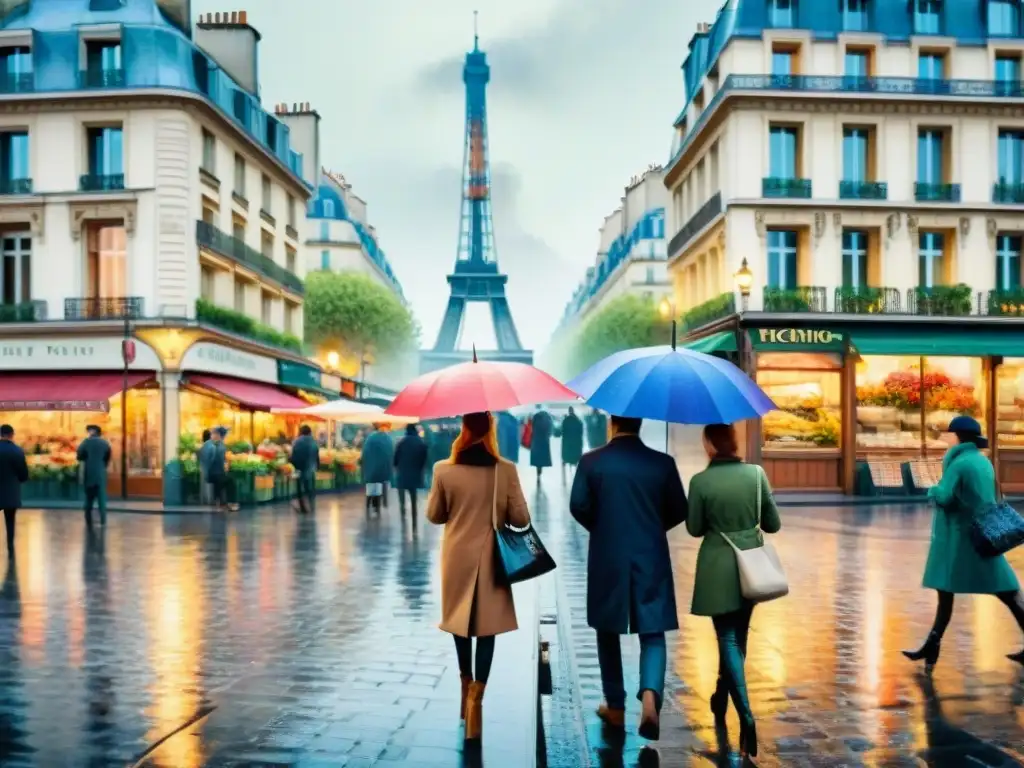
970, 483, 1024, 558
491, 466, 556, 585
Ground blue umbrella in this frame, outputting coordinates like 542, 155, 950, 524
567, 345, 776, 425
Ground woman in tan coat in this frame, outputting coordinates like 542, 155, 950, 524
426, 410, 531, 742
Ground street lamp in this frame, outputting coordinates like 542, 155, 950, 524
658, 296, 677, 350
326, 350, 340, 369
734, 258, 754, 311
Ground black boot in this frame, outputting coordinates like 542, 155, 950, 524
902, 631, 941, 672
710, 679, 728, 726
1007, 649, 1024, 665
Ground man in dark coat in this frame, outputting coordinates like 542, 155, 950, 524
496, 411, 520, 463
76, 425, 111, 528
529, 405, 554, 482
393, 423, 428, 519
0, 424, 28, 555
289, 424, 320, 514
569, 415, 688, 741
360, 424, 395, 513
560, 406, 584, 481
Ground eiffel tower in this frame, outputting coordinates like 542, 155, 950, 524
420, 19, 531, 374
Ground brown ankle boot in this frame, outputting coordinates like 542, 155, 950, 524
460, 675, 471, 720
464, 681, 485, 741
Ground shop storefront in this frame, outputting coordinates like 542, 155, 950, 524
682, 320, 1024, 496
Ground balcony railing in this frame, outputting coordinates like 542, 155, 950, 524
681, 292, 736, 332
914, 182, 961, 203
762, 177, 812, 199
993, 182, 1024, 204
79, 68, 126, 89
80, 173, 125, 192
0, 73, 32, 94
839, 180, 888, 200
196, 220, 304, 295
763, 286, 827, 312
834, 287, 901, 314
0, 178, 31, 195
64, 297, 144, 320
907, 285, 973, 316
667, 192, 722, 259
0, 300, 45, 322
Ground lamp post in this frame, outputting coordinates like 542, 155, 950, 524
326, 350, 340, 370
120, 316, 135, 500
734, 258, 753, 312
657, 296, 676, 454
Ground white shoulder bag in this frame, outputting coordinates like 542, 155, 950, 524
718, 465, 789, 603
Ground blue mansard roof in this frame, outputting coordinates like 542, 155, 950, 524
307, 175, 349, 220
0, 0, 179, 30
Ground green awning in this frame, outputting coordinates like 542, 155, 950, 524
684, 331, 737, 354
849, 327, 1024, 357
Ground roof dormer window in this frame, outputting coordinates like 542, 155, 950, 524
769, 0, 796, 28
989, 0, 1021, 37
913, 0, 941, 35
841, 0, 868, 31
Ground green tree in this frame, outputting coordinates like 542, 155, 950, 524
570, 294, 670, 376
304, 271, 417, 361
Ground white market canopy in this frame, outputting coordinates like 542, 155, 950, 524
299, 399, 419, 424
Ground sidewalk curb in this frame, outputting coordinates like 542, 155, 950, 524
549, 566, 593, 768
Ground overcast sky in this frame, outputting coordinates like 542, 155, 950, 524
192, 0, 718, 352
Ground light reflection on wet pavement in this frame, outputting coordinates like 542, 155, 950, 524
0, 474, 1023, 766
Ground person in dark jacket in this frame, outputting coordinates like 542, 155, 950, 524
496, 411, 520, 463
569, 415, 688, 741
529, 406, 553, 482
290, 424, 320, 514
361, 424, 395, 513
201, 427, 234, 511
394, 423, 428, 519
560, 406, 584, 481
0, 424, 28, 555
76, 425, 111, 528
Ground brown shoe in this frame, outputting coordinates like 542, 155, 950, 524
464, 681, 485, 741
638, 690, 660, 741
596, 703, 625, 729
460, 674, 471, 720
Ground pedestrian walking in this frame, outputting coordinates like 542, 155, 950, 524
529, 405, 553, 483
496, 410, 520, 463
903, 415, 1024, 670
569, 414, 687, 741
560, 406, 583, 482
360, 423, 394, 514
586, 411, 609, 449
289, 424, 320, 514
202, 427, 235, 511
686, 423, 781, 760
426, 411, 531, 742
0, 425, 27, 555
394, 423, 428, 521
198, 429, 212, 504
76, 425, 111, 528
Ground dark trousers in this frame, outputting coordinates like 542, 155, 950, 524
712, 603, 755, 722
596, 631, 667, 711
210, 475, 229, 507
398, 488, 418, 516
929, 589, 1024, 637
2, 508, 13, 553
296, 474, 315, 514
84, 484, 106, 526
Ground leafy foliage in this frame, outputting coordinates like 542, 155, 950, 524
304, 271, 416, 360
196, 299, 303, 353
565, 294, 670, 377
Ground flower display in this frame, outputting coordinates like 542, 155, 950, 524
857, 371, 978, 415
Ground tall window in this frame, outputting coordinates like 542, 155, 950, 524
918, 232, 945, 288
998, 130, 1024, 183
233, 153, 245, 197
767, 230, 798, 289
918, 52, 944, 79
260, 291, 272, 324
200, 265, 213, 299
841, 0, 869, 30
261, 231, 273, 259
997, 234, 1022, 290
321, 249, 329, 270
86, 223, 126, 299
913, 0, 941, 34
85, 40, 121, 72
0, 131, 28, 182
769, 0, 796, 27
842, 230, 869, 288
201, 129, 215, 174
771, 50, 793, 75
990, 0, 1020, 36
232, 221, 245, 243
917, 128, 944, 184
86, 126, 122, 176
233, 278, 245, 312
323, 198, 336, 217
286, 246, 296, 273
843, 127, 869, 182
1, 235, 30, 305
845, 50, 870, 78
287, 195, 296, 228
0, 46, 31, 77
997, 54, 1021, 85
769, 126, 798, 179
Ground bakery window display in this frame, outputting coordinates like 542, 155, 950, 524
757, 369, 841, 449
996, 360, 1024, 449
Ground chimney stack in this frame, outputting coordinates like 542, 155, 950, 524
193, 10, 262, 97
276, 103, 321, 186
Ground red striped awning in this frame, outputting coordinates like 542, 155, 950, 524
0, 372, 155, 411
186, 374, 310, 412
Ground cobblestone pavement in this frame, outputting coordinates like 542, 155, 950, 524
0, 493, 536, 767
529, 467, 1024, 768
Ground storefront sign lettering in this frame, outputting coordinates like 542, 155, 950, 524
180, 342, 278, 384
320, 372, 342, 393
758, 329, 842, 346
0, 338, 160, 370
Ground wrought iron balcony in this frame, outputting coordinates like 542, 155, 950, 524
914, 182, 961, 203
681, 292, 736, 332
907, 285, 973, 316
763, 286, 827, 312
986, 289, 1024, 316
839, 180, 888, 200
762, 177, 812, 199
0, 73, 32, 94
0, 178, 31, 195
0, 300, 45, 322
64, 297, 144, 321
80, 173, 125, 192
667, 192, 722, 259
196, 220, 304, 295
833, 286, 901, 314
993, 182, 1024, 204
79, 68, 125, 89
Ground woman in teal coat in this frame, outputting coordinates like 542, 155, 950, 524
903, 416, 1024, 671
686, 424, 781, 761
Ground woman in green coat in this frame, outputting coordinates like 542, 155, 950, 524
903, 416, 1024, 671
686, 424, 781, 761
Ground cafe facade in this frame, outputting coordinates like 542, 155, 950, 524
682, 314, 1024, 496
